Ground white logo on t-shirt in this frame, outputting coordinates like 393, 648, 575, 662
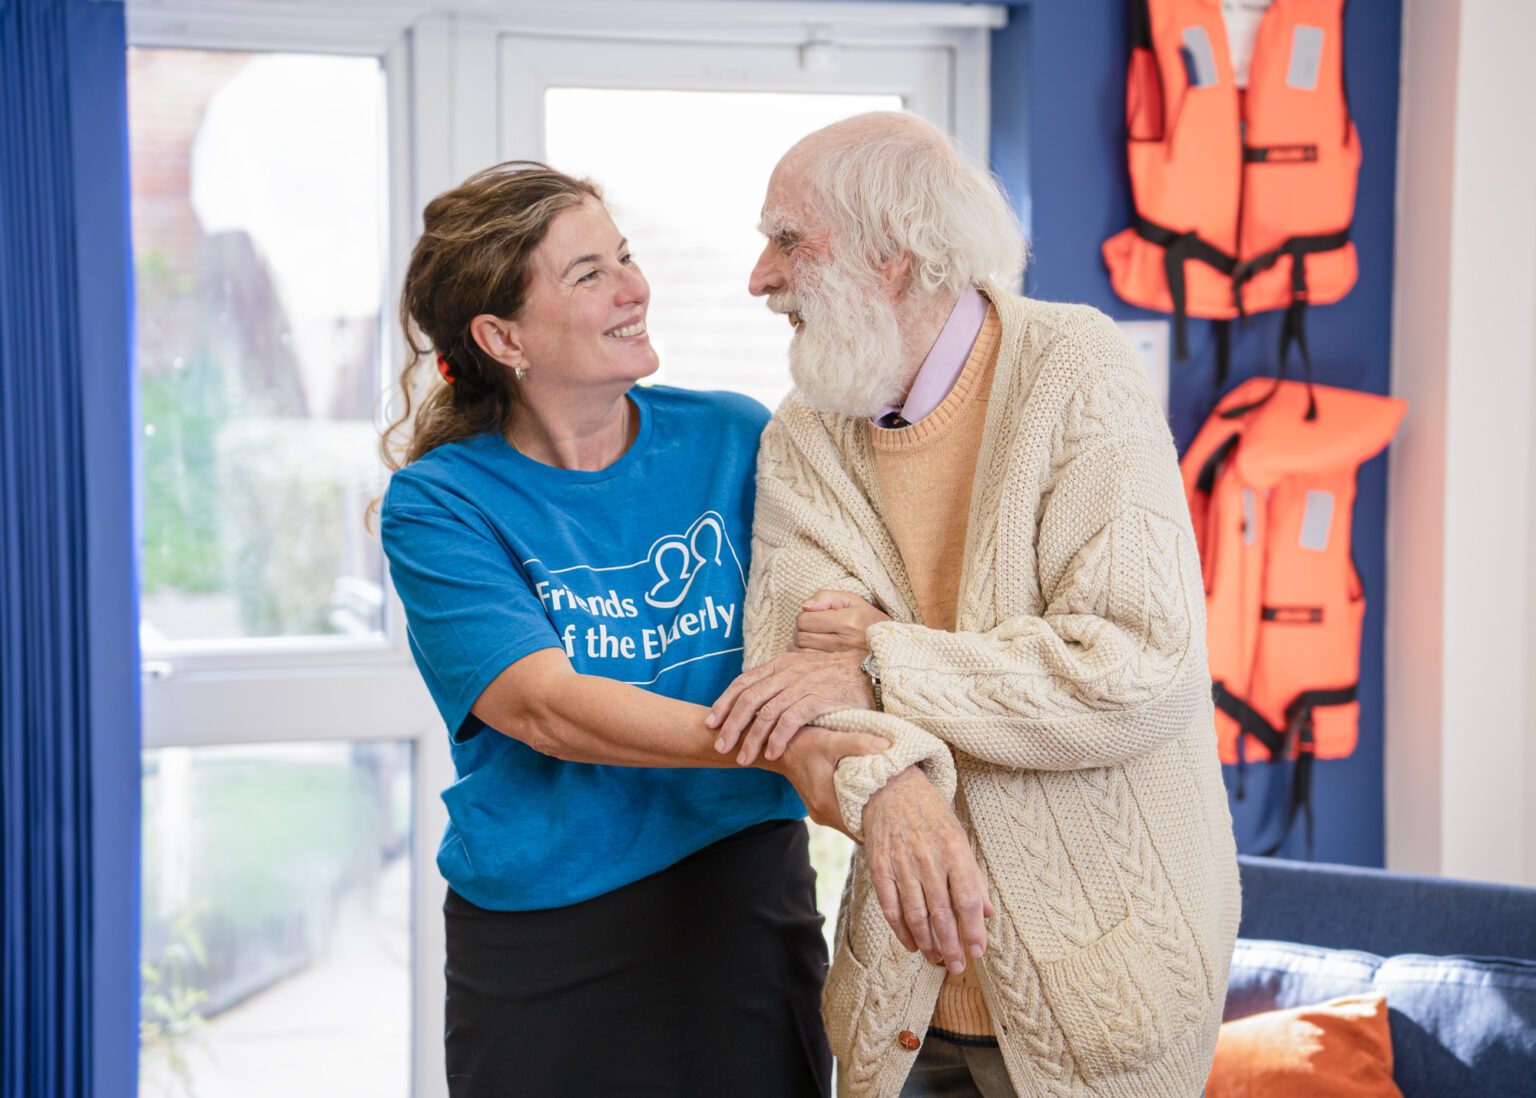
525, 511, 747, 685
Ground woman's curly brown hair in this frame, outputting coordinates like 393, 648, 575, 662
380, 161, 602, 471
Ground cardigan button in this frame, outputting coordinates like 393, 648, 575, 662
898, 1030, 922, 1052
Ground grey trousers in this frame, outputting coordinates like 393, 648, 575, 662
893, 1037, 1209, 1097
897, 1036, 1016, 1098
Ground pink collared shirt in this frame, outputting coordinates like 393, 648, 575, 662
873, 286, 989, 428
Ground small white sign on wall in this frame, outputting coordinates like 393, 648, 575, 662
1117, 319, 1171, 416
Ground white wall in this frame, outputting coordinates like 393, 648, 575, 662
1387, 0, 1536, 885
1528, 282, 1536, 886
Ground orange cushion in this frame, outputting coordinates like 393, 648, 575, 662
1207, 993, 1403, 1098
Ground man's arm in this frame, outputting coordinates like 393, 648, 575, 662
864, 424, 1208, 772
733, 420, 958, 807
736, 425, 985, 970
725, 351, 1209, 775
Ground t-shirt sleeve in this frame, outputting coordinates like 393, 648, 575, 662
710, 389, 772, 435
381, 485, 562, 740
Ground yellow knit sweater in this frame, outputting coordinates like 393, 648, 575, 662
870, 306, 1001, 1040
743, 287, 1241, 1096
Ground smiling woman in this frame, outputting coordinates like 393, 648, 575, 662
477, 197, 661, 461
378, 161, 890, 1097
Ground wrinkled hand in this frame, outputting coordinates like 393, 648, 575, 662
708, 649, 873, 765
771, 726, 889, 838
864, 767, 994, 973
794, 589, 891, 653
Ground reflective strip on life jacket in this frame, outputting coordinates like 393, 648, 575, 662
1103, 0, 1361, 374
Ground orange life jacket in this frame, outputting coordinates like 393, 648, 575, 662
1181, 377, 1403, 853
1104, 0, 1362, 377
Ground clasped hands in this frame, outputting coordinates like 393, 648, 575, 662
710, 590, 993, 973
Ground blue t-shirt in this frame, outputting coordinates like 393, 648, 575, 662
380, 385, 804, 911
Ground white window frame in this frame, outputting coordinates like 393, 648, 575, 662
126, 3, 1002, 1096
503, 38, 949, 147
126, 14, 451, 1098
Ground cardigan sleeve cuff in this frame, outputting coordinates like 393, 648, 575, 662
863, 618, 950, 719
816, 711, 957, 842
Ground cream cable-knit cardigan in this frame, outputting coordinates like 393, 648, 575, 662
743, 288, 1241, 1097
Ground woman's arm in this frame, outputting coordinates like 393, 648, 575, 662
471, 647, 886, 833
474, 647, 747, 767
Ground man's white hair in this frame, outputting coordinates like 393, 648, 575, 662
801, 115, 1027, 295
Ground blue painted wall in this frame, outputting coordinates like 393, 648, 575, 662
992, 1, 1404, 865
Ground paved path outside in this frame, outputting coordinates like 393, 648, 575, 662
141, 856, 411, 1098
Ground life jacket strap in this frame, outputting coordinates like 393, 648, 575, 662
1132, 215, 1237, 362
1213, 681, 1359, 859
1213, 680, 1287, 757
1213, 319, 1232, 408
1193, 431, 1241, 496
1217, 299, 1319, 420
1131, 222, 1350, 333
1133, 219, 1348, 417
1228, 228, 1352, 301
1230, 228, 1350, 418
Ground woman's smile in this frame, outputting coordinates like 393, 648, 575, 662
604, 315, 649, 342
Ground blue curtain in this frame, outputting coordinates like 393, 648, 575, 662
1, 1, 139, 1096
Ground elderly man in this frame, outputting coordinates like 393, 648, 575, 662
708, 113, 1241, 1096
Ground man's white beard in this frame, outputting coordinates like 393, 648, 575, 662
772, 253, 910, 418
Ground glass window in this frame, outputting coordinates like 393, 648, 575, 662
138, 742, 412, 1098
129, 49, 389, 644
544, 89, 903, 412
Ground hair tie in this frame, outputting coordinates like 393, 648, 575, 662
437, 353, 456, 384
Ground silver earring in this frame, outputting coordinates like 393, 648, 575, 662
514, 366, 527, 383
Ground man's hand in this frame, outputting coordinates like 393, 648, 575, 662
768, 726, 889, 837
863, 767, 994, 973
707, 649, 874, 765
794, 589, 891, 653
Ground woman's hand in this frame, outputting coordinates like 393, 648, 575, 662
771, 727, 889, 837
793, 589, 891, 653
708, 649, 874, 765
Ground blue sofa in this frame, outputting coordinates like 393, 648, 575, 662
1227, 855, 1536, 1095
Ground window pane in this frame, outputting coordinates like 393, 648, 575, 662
544, 89, 903, 411
139, 742, 412, 1097
129, 49, 388, 644
806, 820, 855, 952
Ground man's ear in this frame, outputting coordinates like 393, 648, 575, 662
469, 314, 525, 370
877, 253, 914, 296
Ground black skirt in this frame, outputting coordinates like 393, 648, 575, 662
444, 818, 833, 1097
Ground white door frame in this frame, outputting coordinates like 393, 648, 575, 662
1385, 0, 1536, 888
